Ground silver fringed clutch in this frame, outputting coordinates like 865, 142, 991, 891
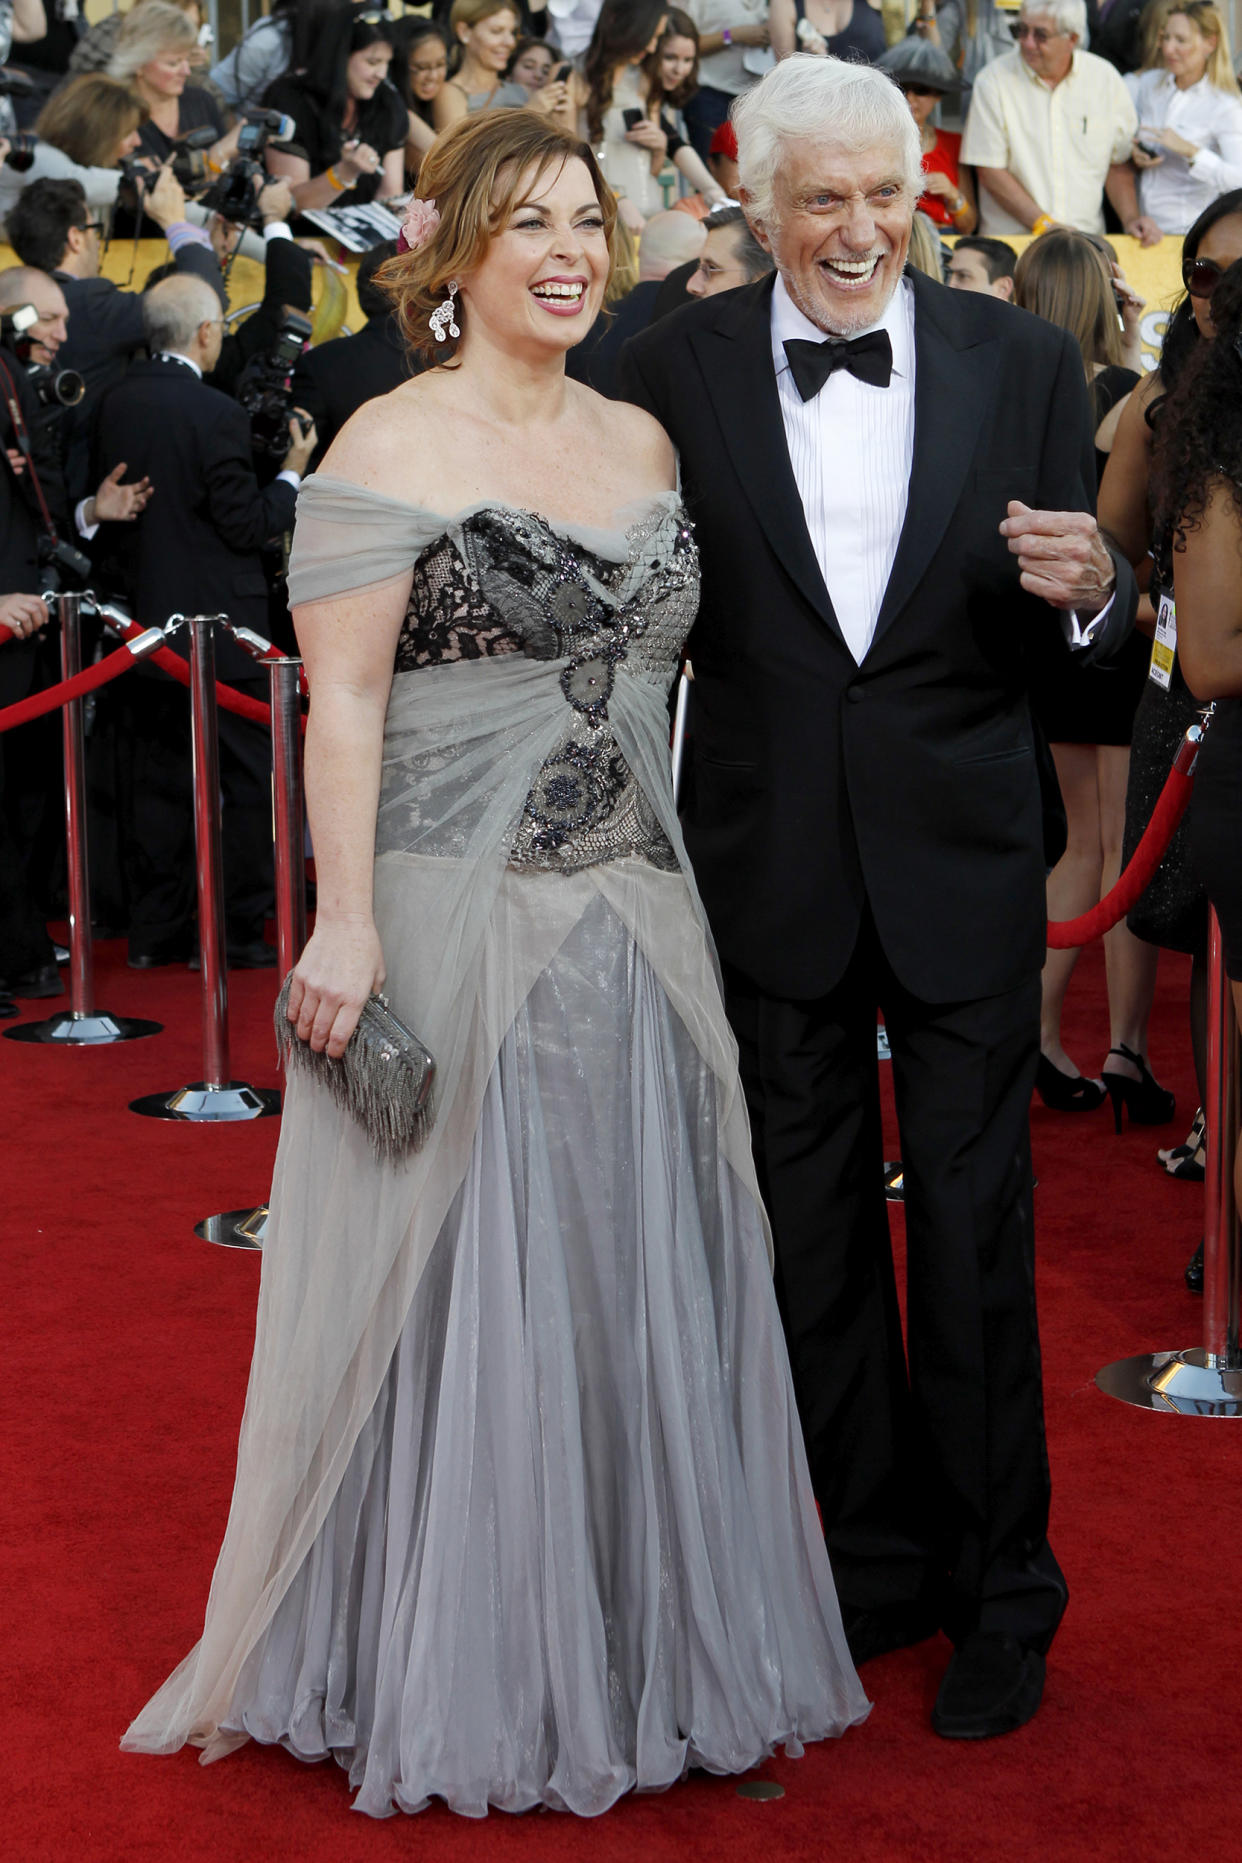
275, 974, 436, 1162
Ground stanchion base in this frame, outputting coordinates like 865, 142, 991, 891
194, 1206, 268, 1249
130, 1081, 281, 1122
6, 1010, 162, 1045
1096, 1348, 1242, 1416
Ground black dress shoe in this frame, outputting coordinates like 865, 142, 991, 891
0, 991, 17, 1019
188, 941, 278, 971
842, 1601, 940, 1667
128, 937, 194, 969
931, 1632, 1046, 1739
3, 962, 64, 998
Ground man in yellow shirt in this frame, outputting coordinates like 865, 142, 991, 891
962, 0, 1137, 236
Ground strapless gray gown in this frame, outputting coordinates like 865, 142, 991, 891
121, 480, 869, 1817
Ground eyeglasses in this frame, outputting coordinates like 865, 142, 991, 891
1182, 255, 1228, 297
899, 82, 942, 97
1009, 22, 1060, 43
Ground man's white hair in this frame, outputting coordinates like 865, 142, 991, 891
1020, 0, 1087, 38
732, 54, 923, 228
143, 272, 221, 353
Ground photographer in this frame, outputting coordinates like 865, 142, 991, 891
0, 305, 64, 1008
0, 74, 146, 234
6, 172, 224, 499
92, 272, 316, 971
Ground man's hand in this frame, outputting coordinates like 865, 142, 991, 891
1000, 501, 1116, 614
258, 177, 295, 225
145, 163, 188, 229
0, 592, 50, 640
1124, 214, 1163, 246
284, 414, 318, 476
5, 446, 27, 478
88, 462, 153, 525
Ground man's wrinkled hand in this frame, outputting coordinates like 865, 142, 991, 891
1000, 501, 1115, 614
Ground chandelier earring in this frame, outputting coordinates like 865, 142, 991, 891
430, 279, 460, 343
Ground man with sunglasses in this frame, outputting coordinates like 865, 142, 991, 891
962, 0, 1138, 238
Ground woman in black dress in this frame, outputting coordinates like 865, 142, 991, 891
1013, 231, 1168, 1122
1151, 256, 1242, 1229
1100, 193, 1242, 1276
264, 1, 408, 215
770, 0, 886, 63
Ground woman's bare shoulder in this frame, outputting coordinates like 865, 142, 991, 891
576, 383, 677, 490
318, 377, 446, 492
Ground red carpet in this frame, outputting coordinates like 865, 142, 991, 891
3, 937, 1240, 1862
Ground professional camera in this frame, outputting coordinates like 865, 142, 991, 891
198, 107, 297, 228
25, 361, 84, 408
235, 308, 313, 459
0, 305, 85, 406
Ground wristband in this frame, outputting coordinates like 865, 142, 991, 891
1031, 212, 1054, 234
721, 26, 733, 44
327, 165, 347, 192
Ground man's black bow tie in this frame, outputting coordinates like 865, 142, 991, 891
782, 329, 893, 401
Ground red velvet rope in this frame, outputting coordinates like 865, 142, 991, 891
0, 625, 309, 741
1046, 749, 1197, 950
0, 640, 146, 734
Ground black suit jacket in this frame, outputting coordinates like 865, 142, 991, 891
566, 280, 661, 399
290, 313, 414, 466
93, 357, 296, 683
53, 244, 225, 502
0, 344, 70, 706
617, 269, 1137, 1004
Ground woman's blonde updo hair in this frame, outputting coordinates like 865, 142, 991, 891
377, 111, 619, 368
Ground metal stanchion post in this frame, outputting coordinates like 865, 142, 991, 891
197, 656, 307, 1246
1097, 904, 1242, 1415
131, 614, 279, 1121
8, 590, 161, 1047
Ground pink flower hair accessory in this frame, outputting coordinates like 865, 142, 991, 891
397, 197, 441, 254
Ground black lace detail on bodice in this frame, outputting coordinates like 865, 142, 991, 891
392, 504, 698, 874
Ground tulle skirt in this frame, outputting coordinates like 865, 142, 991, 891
219, 896, 868, 1817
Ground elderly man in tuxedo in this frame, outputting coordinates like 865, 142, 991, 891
618, 55, 1136, 1740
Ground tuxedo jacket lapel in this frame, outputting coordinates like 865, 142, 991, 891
688, 278, 850, 652
869, 269, 998, 656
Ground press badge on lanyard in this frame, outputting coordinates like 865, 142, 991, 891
1149, 593, 1177, 690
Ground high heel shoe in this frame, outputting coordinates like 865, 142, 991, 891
1035, 1054, 1107, 1112
1102, 1042, 1176, 1134
1158, 1108, 1206, 1181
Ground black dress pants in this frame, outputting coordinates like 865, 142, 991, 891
723, 915, 1068, 1653
111, 670, 274, 955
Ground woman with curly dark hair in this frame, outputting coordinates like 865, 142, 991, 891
1150, 254, 1242, 1226
1098, 188, 1242, 1272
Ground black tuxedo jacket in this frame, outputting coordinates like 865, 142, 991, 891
93, 357, 296, 683
618, 269, 1137, 1004
291, 314, 415, 466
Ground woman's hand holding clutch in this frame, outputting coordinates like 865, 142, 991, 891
285, 918, 386, 1059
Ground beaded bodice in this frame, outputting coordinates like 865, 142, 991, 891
393, 502, 698, 873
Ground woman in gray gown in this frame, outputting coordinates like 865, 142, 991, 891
121, 108, 868, 1818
